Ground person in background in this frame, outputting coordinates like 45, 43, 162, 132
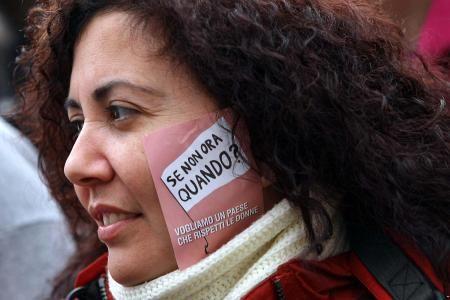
381, 0, 450, 74
0, 0, 34, 112
0, 12, 14, 112
0, 7, 74, 300
0, 116, 75, 300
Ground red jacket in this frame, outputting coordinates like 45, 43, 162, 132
71, 237, 447, 299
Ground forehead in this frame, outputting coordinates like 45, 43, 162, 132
70, 11, 163, 95
75, 10, 161, 57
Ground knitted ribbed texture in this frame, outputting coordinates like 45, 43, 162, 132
108, 199, 347, 300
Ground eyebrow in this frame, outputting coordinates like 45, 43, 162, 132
64, 79, 164, 112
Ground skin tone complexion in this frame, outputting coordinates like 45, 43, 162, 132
64, 11, 217, 286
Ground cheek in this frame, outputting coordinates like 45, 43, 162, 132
132, 148, 155, 191
128, 161, 166, 223
122, 152, 158, 200
130, 166, 158, 207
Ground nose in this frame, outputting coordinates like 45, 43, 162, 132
64, 124, 114, 186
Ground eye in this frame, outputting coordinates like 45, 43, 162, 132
105, 105, 138, 121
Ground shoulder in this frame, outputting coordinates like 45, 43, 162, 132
71, 234, 446, 300
244, 235, 446, 300
0, 118, 66, 232
75, 253, 109, 288
67, 253, 112, 300
243, 252, 373, 300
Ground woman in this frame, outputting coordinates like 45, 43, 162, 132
16, 0, 449, 299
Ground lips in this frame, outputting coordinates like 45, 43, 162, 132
89, 204, 142, 242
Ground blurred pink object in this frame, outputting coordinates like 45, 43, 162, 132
418, 0, 450, 59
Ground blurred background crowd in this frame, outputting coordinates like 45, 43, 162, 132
0, 0, 33, 113
0, 1, 448, 299
0, 1, 75, 300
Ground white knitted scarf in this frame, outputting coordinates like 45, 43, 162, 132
108, 199, 348, 300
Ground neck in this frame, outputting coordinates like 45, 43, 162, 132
108, 199, 348, 300
262, 185, 284, 212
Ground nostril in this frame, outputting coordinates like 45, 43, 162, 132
79, 177, 100, 185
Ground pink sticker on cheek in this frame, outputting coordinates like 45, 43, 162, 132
143, 110, 264, 270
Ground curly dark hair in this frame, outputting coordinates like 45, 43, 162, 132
15, 0, 449, 297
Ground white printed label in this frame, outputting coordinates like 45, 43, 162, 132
161, 118, 249, 212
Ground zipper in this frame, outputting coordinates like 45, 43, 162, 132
65, 286, 87, 300
273, 277, 286, 300
98, 275, 109, 300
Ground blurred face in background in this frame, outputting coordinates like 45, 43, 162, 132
380, 0, 432, 41
64, 11, 217, 286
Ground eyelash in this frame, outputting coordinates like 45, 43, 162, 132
105, 105, 138, 121
69, 120, 84, 139
69, 105, 138, 136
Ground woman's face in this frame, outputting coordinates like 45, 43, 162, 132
64, 11, 217, 286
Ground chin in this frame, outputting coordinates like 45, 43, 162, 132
108, 253, 141, 286
107, 250, 152, 286
107, 247, 178, 286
